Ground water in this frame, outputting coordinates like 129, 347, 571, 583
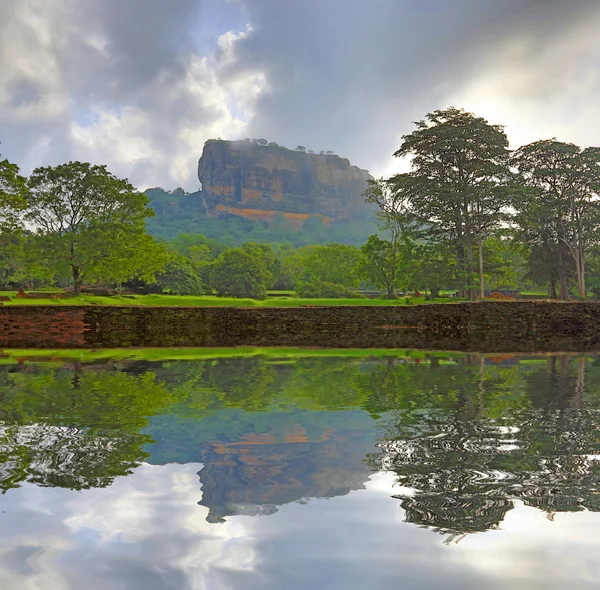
0, 351, 599, 589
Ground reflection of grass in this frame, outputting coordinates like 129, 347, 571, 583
0, 290, 465, 307
0, 347, 463, 364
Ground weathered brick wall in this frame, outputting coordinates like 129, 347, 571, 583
1, 302, 600, 352
0, 307, 85, 348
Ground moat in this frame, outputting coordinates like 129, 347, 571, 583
0, 349, 599, 588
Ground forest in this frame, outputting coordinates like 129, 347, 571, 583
1, 106, 600, 301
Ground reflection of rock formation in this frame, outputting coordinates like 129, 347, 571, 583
198, 140, 372, 227
197, 428, 375, 523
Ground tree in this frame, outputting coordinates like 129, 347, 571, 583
480, 236, 520, 292
211, 248, 270, 298
0, 152, 27, 234
512, 140, 600, 298
90, 232, 170, 288
389, 107, 511, 300
156, 254, 205, 295
288, 243, 363, 288
362, 178, 422, 296
413, 238, 455, 298
295, 145, 307, 152
360, 235, 400, 296
26, 162, 157, 294
241, 242, 278, 288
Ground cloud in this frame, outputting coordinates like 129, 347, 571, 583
227, 0, 600, 177
0, 462, 261, 590
1, 464, 600, 588
0, 0, 262, 189
1, 0, 599, 189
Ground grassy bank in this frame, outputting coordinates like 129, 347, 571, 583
0, 347, 464, 364
0, 291, 463, 307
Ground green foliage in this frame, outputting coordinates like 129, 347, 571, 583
512, 140, 600, 298
0, 156, 28, 234
296, 279, 362, 298
287, 243, 363, 288
388, 107, 511, 298
211, 247, 271, 299
144, 188, 376, 246
0, 366, 174, 490
156, 254, 205, 295
360, 235, 399, 295
26, 162, 161, 294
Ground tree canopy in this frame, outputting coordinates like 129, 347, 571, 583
26, 162, 160, 294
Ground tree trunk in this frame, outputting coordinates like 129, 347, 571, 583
72, 266, 82, 296
557, 248, 569, 301
478, 233, 485, 299
430, 287, 440, 299
550, 278, 558, 300
580, 251, 586, 298
465, 234, 475, 301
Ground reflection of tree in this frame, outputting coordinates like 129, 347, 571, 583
372, 356, 600, 537
3, 352, 600, 535
0, 365, 172, 491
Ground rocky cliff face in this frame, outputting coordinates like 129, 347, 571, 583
197, 140, 372, 226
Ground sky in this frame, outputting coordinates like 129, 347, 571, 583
1, 0, 599, 191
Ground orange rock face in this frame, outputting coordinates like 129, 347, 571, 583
198, 140, 372, 225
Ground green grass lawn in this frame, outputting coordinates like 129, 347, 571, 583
0, 291, 465, 307
0, 347, 465, 364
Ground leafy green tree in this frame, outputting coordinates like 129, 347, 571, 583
360, 235, 400, 297
413, 238, 456, 298
91, 232, 170, 288
480, 236, 521, 292
26, 162, 157, 294
211, 247, 271, 298
295, 279, 362, 298
389, 107, 511, 300
512, 140, 600, 298
0, 151, 27, 234
242, 242, 278, 287
156, 254, 205, 295
289, 243, 363, 288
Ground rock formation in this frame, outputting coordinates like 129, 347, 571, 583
197, 139, 372, 227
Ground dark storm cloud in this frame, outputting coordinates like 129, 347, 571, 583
229, 0, 600, 173
0, 0, 250, 187
1, 0, 599, 187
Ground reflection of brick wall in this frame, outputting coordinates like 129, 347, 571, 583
1, 303, 600, 352
0, 308, 85, 348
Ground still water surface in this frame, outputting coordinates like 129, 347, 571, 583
0, 351, 599, 589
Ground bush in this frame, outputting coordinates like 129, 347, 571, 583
296, 280, 363, 299
156, 255, 204, 295
211, 248, 270, 299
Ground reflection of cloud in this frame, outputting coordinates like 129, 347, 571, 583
0, 467, 599, 588
0, 463, 259, 590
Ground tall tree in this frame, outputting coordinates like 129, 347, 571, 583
389, 107, 511, 300
26, 162, 159, 294
512, 140, 600, 298
362, 178, 421, 296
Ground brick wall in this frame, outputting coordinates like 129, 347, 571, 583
1, 302, 600, 352
0, 307, 85, 348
